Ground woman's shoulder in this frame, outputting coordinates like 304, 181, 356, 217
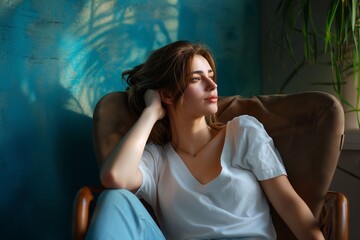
226, 115, 269, 141
145, 142, 164, 152
144, 142, 169, 159
228, 115, 264, 130
226, 115, 271, 146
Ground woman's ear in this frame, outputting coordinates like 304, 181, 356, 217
159, 90, 174, 105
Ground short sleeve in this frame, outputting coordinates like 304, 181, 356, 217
135, 143, 164, 209
230, 115, 287, 181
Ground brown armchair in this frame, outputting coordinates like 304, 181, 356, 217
73, 91, 348, 240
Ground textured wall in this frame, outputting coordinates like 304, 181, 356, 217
0, 0, 260, 239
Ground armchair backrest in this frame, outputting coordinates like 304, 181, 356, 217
216, 91, 345, 239
92, 91, 345, 239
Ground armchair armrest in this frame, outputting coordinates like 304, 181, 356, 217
72, 186, 104, 240
320, 191, 349, 240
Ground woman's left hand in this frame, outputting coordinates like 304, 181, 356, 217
260, 176, 325, 240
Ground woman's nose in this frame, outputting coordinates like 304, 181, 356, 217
205, 77, 217, 90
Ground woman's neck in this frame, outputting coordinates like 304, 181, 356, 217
170, 116, 214, 157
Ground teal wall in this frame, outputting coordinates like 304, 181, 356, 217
0, 0, 260, 239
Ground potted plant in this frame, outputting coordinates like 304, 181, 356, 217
268, 0, 360, 129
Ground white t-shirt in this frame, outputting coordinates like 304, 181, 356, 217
136, 115, 287, 240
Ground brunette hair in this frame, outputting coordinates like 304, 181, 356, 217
122, 40, 221, 145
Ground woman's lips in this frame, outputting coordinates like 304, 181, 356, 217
206, 96, 218, 103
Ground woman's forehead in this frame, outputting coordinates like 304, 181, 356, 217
191, 55, 212, 72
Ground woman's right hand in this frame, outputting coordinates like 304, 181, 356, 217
100, 90, 166, 190
143, 89, 166, 120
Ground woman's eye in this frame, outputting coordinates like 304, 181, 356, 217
192, 77, 201, 81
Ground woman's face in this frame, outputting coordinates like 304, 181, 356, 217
177, 54, 218, 118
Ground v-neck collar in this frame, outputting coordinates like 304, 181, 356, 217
165, 125, 230, 190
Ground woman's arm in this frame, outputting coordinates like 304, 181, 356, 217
260, 175, 325, 240
98, 90, 165, 190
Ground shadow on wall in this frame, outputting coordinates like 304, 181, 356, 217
0, 0, 260, 239
0, 84, 98, 239
0, 1, 181, 239
0, 1, 100, 239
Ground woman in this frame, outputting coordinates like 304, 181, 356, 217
86, 41, 324, 240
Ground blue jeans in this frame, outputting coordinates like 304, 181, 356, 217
85, 189, 165, 240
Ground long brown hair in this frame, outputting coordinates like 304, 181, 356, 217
122, 40, 222, 145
